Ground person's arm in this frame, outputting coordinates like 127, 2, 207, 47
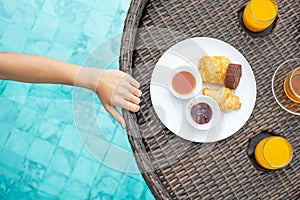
0, 52, 142, 128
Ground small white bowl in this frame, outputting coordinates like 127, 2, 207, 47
169, 65, 202, 99
185, 95, 221, 130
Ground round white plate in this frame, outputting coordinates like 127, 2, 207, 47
150, 37, 257, 143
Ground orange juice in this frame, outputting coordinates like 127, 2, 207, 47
243, 0, 278, 32
255, 137, 293, 170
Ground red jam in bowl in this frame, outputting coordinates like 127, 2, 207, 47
190, 102, 213, 125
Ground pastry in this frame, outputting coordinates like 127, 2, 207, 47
198, 56, 230, 84
203, 87, 241, 111
198, 56, 242, 90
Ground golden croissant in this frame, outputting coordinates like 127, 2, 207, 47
198, 56, 231, 84
203, 87, 241, 112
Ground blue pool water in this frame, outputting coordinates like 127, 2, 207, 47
0, 0, 154, 199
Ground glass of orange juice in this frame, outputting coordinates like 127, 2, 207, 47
243, 0, 278, 32
255, 136, 293, 170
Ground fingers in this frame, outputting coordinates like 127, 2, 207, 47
118, 99, 140, 113
123, 79, 142, 105
127, 93, 141, 105
127, 84, 142, 97
126, 75, 140, 88
104, 105, 126, 128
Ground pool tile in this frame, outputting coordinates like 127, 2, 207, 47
0, 81, 31, 99
80, 133, 114, 163
38, 118, 63, 144
108, 17, 126, 38
1, 24, 29, 52
94, 0, 118, 16
88, 164, 125, 198
0, 81, 7, 95
28, 85, 56, 99
47, 42, 73, 61
112, 126, 132, 152
98, 164, 124, 180
59, 124, 83, 154
31, 12, 60, 41
0, 164, 20, 183
42, 0, 90, 26
24, 33, 51, 55
48, 147, 77, 177
39, 170, 67, 197
38, 85, 72, 100
125, 160, 143, 178
71, 156, 100, 185
88, 173, 120, 199
97, 113, 117, 142
80, 144, 99, 161
19, 159, 47, 189
44, 99, 73, 124
0, 0, 18, 19
75, 33, 90, 50
55, 20, 82, 49
4, 129, 33, 157
6, 179, 56, 200
26, 138, 56, 166
0, 99, 20, 132
118, 0, 131, 12
80, 0, 95, 7
20, 0, 45, 10
144, 188, 155, 200
68, 48, 89, 65
0, 174, 15, 199
11, 2, 37, 30
0, 130, 10, 150
15, 106, 43, 133
59, 85, 73, 97
116, 175, 145, 199
0, 42, 14, 52
0, 17, 8, 39
61, 179, 90, 200
0, 149, 25, 172
68, 33, 91, 65
102, 144, 135, 173
83, 9, 113, 39
79, 32, 106, 53
25, 95, 50, 111
40, 0, 58, 16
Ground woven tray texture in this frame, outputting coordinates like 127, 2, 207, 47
120, 0, 300, 199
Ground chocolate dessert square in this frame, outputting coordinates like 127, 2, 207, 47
225, 64, 242, 90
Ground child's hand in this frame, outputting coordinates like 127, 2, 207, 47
95, 69, 142, 128
75, 67, 142, 128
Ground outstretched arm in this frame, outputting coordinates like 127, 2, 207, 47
0, 52, 142, 128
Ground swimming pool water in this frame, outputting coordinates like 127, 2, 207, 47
0, 0, 154, 199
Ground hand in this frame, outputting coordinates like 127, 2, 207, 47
95, 69, 142, 128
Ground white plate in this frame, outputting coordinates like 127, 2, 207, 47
150, 37, 257, 143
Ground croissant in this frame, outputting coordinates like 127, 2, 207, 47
203, 87, 241, 112
198, 56, 231, 85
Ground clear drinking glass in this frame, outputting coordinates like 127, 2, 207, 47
243, 0, 278, 32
